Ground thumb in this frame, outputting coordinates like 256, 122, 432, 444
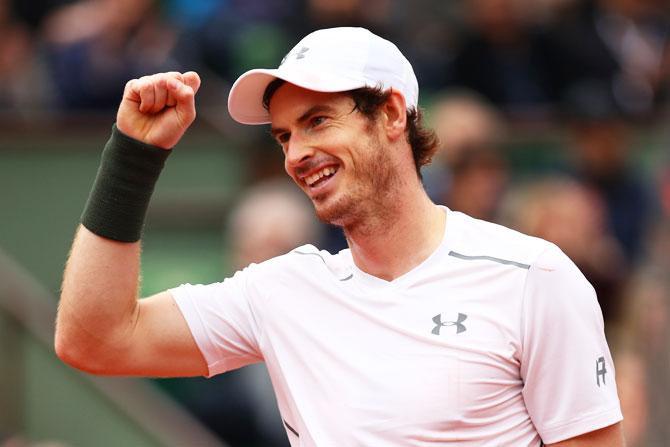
182, 71, 201, 95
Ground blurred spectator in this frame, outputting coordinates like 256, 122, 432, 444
502, 176, 628, 326
547, 0, 670, 119
0, 0, 54, 114
166, 0, 301, 126
11, 0, 70, 31
614, 252, 670, 446
401, 0, 464, 92
447, 0, 559, 119
659, 142, 670, 220
41, 0, 178, 110
612, 345, 647, 447
163, 178, 321, 447
163, 0, 224, 30
610, 141, 670, 447
292, 0, 454, 95
227, 178, 321, 269
169, 0, 302, 81
427, 90, 509, 222
562, 80, 656, 261
302, 0, 393, 34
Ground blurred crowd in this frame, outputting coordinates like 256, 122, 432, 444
2, 0, 669, 120
2, 0, 669, 446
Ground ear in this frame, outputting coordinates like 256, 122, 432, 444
382, 90, 408, 141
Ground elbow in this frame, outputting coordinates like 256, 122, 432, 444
54, 328, 88, 373
54, 328, 78, 369
54, 325, 109, 375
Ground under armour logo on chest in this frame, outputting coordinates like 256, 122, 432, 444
432, 313, 468, 335
280, 46, 309, 65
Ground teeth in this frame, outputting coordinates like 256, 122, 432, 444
305, 166, 336, 186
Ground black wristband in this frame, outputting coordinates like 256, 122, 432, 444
81, 124, 172, 242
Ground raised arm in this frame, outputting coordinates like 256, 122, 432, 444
55, 72, 208, 377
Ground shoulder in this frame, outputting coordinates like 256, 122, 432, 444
448, 210, 555, 270
250, 244, 353, 282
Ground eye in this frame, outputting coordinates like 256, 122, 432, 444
276, 132, 290, 145
310, 116, 327, 127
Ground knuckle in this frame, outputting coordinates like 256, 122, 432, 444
140, 82, 153, 94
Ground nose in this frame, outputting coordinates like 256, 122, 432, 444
284, 135, 314, 168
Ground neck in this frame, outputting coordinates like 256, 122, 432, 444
344, 185, 446, 281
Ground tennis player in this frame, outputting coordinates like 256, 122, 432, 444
56, 27, 624, 446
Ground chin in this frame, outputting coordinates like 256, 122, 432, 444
312, 195, 357, 227
313, 203, 340, 225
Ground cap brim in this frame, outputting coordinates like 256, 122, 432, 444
227, 68, 367, 125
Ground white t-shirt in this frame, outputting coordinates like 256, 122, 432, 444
171, 207, 622, 446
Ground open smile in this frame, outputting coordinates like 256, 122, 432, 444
305, 166, 338, 186
302, 165, 340, 190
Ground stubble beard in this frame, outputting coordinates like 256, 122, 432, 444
312, 136, 400, 235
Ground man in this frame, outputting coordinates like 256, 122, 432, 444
56, 27, 624, 446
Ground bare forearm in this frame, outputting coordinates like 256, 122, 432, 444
56, 225, 141, 371
55, 71, 200, 374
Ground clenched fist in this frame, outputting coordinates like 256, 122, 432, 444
116, 71, 201, 149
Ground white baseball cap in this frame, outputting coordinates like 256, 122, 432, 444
227, 27, 419, 125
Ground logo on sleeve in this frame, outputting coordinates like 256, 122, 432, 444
596, 356, 607, 386
432, 313, 468, 335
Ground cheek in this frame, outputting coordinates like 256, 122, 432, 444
283, 157, 293, 176
284, 163, 305, 189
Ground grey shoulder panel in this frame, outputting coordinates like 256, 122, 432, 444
293, 250, 353, 281
294, 250, 327, 265
448, 250, 531, 270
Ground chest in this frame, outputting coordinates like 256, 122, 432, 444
260, 270, 527, 436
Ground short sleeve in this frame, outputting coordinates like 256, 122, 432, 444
170, 265, 264, 377
520, 244, 622, 444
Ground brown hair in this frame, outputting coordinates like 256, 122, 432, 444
262, 79, 438, 178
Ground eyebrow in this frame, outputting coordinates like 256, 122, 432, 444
270, 104, 337, 139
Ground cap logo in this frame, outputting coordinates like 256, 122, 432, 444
280, 46, 309, 66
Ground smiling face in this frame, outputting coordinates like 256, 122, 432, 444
268, 82, 401, 228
